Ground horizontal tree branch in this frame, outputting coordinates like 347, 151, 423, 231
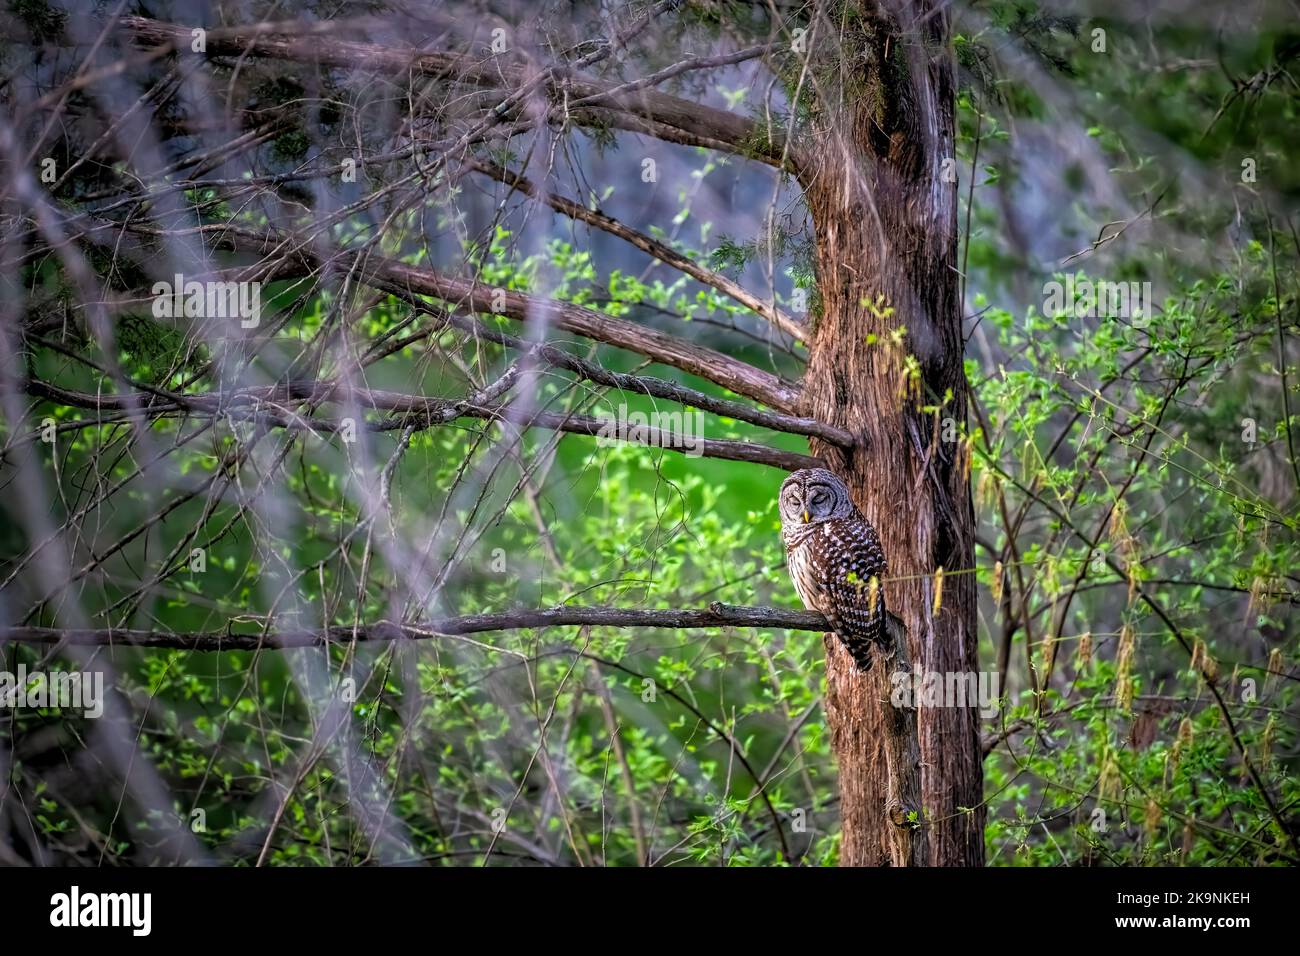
438, 310, 853, 445
478, 404, 823, 471
365, 259, 803, 412
18, 377, 824, 472
0, 603, 831, 651
120, 17, 808, 177
160, 223, 803, 412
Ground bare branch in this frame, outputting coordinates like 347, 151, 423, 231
363, 258, 803, 412
0, 603, 830, 651
438, 310, 852, 445
16, 377, 825, 472
119, 17, 808, 176
193, 225, 804, 411
466, 158, 805, 339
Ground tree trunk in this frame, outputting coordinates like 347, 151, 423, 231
802, 0, 984, 866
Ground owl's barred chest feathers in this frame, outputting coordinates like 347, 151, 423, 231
778, 468, 889, 672
784, 516, 888, 606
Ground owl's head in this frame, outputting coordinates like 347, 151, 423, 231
779, 468, 854, 528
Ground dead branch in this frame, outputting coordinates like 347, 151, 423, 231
0, 602, 830, 651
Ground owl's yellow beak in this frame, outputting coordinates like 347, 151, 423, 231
802, 509, 810, 524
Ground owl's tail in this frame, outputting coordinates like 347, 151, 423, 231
840, 635, 877, 672
835, 599, 889, 673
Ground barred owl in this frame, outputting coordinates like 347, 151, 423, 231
779, 468, 888, 671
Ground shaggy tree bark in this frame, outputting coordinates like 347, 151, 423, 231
801, 1, 985, 866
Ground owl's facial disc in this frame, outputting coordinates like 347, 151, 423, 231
782, 468, 850, 528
